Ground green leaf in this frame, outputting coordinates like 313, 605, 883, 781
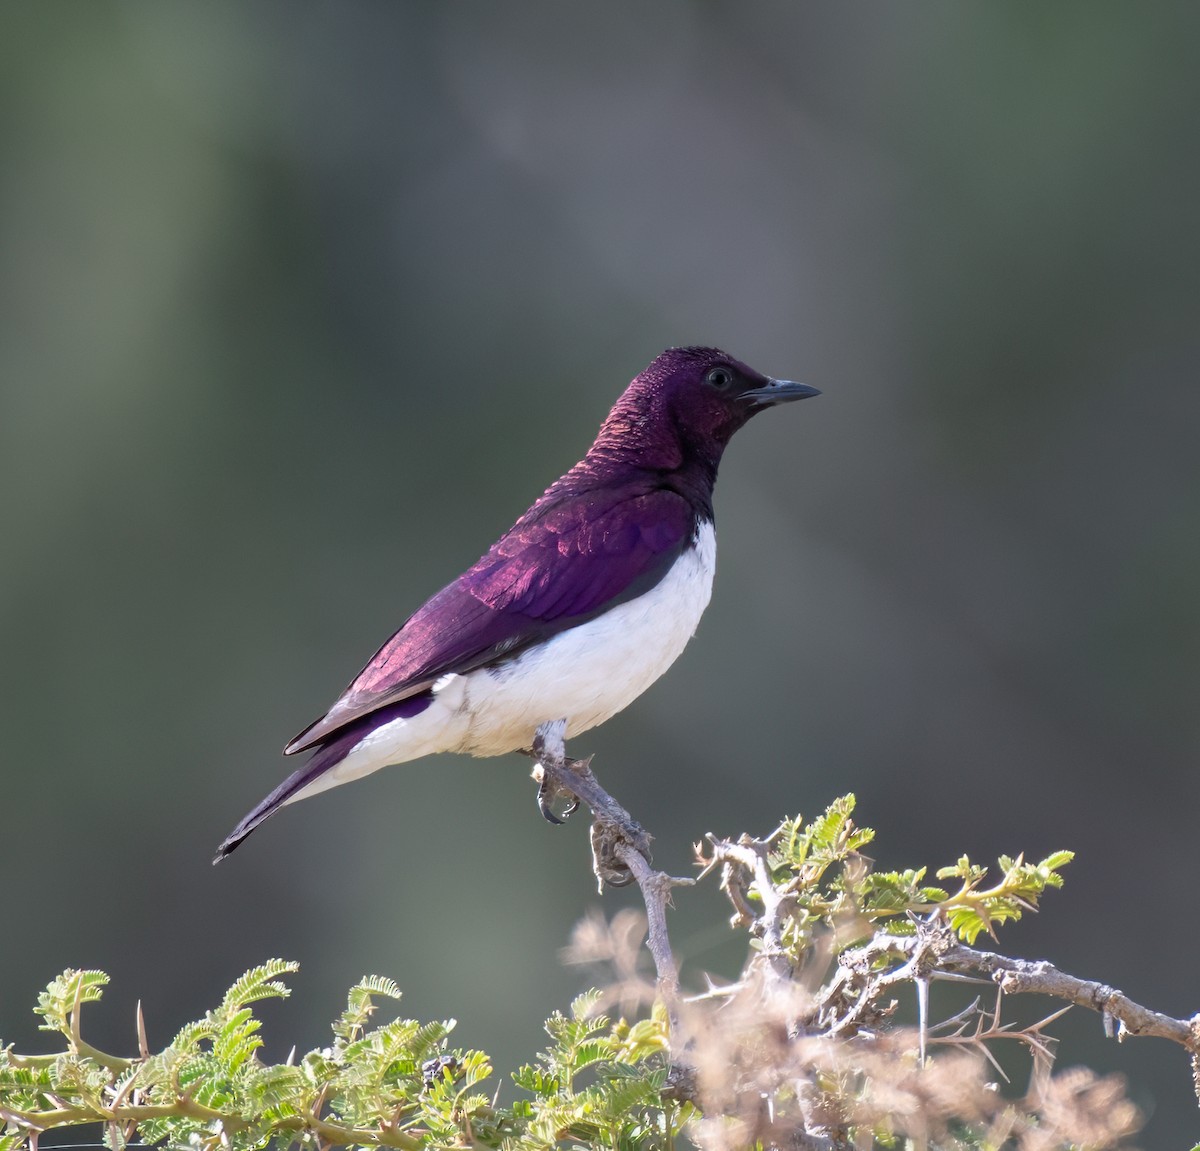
570, 988, 604, 1021
570, 1041, 611, 1073
333, 974, 404, 1044
1040, 849, 1074, 871
34, 970, 110, 1035
218, 958, 297, 1014
947, 906, 989, 944
513, 1063, 560, 1096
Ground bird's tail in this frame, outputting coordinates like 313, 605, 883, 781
212, 695, 432, 863
212, 739, 346, 863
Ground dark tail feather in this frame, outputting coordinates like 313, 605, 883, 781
213, 741, 344, 863
212, 694, 434, 864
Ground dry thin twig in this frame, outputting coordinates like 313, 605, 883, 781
830, 918, 1200, 1064
942, 939, 1200, 1055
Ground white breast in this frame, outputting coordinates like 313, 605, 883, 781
458, 518, 717, 755
287, 520, 716, 804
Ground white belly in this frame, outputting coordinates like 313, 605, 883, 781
459, 519, 717, 754
288, 520, 716, 802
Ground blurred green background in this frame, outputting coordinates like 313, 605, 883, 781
3, 2, 1198, 1143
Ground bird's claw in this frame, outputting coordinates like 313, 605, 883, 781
537, 780, 564, 825
535, 772, 579, 825
532, 718, 580, 824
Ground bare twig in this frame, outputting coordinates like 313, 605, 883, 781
612, 842, 693, 1029
938, 939, 1200, 1057
700, 832, 795, 989
831, 916, 1200, 1077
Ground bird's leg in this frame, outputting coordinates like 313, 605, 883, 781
529, 720, 653, 889
530, 719, 580, 824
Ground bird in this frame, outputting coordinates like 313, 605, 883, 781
214, 347, 818, 862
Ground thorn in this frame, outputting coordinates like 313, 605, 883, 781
916, 976, 930, 1067
1028, 1004, 1073, 1033
930, 971, 993, 986
69, 975, 85, 1054
136, 1000, 149, 1061
978, 1041, 1011, 1083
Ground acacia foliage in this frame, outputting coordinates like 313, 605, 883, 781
0, 797, 1147, 1151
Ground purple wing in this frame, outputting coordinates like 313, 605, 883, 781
284, 485, 696, 754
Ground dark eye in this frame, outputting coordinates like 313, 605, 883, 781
705, 367, 733, 389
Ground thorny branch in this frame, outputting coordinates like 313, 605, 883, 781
827, 914, 1200, 1072
698, 831, 797, 990
531, 737, 1200, 1131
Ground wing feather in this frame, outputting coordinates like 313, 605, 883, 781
284, 485, 696, 754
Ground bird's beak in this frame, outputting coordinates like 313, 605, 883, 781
741, 378, 821, 406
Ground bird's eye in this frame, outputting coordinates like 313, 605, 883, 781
705, 367, 733, 389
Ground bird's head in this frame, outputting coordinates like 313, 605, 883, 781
595, 347, 819, 474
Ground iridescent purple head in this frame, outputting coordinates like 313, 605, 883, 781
591, 347, 819, 473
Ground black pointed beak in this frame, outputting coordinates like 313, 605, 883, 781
741, 378, 821, 406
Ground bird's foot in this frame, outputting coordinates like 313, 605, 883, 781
590, 820, 636, 888
528, 719, 651, 889
530, 719, 581, 824
534, 770, 581, 824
